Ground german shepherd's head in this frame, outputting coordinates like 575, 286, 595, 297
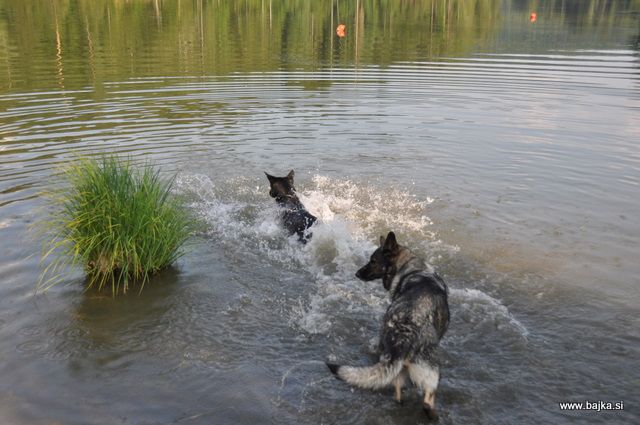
356, 231, 403, 291
265, 170, 298, 204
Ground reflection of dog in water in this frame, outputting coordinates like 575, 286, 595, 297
327, 231, 450, 420
265, 170, 317, 243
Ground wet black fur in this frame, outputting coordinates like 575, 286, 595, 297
356, 232, 450, 363
265, 170, 317, 243
326, 363, 340, 376
341, 232, 449, 420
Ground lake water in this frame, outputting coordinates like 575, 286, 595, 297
1, 1, 639, 424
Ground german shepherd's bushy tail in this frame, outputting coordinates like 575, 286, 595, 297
326, 361, 403, 389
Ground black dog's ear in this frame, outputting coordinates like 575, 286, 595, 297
379, 235, 385, 247
265, 172, 276, 184
383, 231, 399, 254
286, 169, 295, 181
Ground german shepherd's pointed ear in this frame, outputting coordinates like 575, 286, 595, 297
383, 231, 399, 254
379, 235, 385, 247
265, 172, 276, 184
286, 169, 295, 181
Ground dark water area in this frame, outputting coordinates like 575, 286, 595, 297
1, 1, 639, 424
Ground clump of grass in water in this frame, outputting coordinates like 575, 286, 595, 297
40, 156, 193, 295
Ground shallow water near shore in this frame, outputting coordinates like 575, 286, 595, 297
1, 1, 639, 424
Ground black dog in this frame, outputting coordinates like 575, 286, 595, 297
265, 170, 317, 243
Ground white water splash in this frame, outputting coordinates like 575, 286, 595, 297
450, 288, 529, 338
175, 173, 526, 339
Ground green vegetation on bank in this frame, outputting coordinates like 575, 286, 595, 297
40, 156, 193, 295
2, 0, 638, 92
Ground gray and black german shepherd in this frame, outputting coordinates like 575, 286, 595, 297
265, 170, 317, 243
327, 231, 450, 420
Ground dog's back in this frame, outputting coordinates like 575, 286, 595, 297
282, 207, 316, 239
265, 170, 317, 242
381, 271, 449, 362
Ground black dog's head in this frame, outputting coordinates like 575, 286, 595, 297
356, 231, 401, 290
265, 170, 298, 203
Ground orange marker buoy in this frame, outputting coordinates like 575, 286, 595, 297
530, 12, 537, 23
336, 24, 346, 38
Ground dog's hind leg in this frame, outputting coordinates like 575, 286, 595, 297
407, 362, 440, 420
391, 367, 407, 404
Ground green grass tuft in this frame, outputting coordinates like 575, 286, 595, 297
39, 156, 194, 295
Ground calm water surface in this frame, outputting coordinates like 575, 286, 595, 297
1, 1, 639, 424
